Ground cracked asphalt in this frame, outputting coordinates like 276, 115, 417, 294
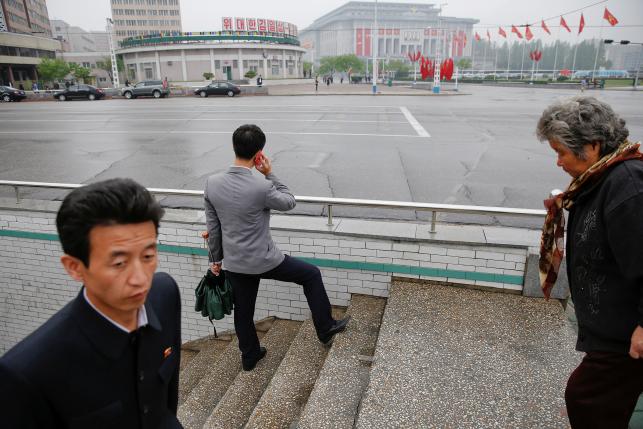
1, 84, 641, 228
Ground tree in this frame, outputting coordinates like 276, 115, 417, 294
69, 64, 92, 83
318, 55, 364, 75
96, 55, 125, 84
244, 70, 256, 79
303, 61, 313, 75
386, 59, 410, 77
456, 58, 472, 70
203, 72, 214, 80
37, 58, 70, 83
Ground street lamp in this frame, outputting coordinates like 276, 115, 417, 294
433, 3, 447, 94
604, 40, 642, 88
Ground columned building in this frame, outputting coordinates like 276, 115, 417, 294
299, 1, 478, 66
117, 24, 304, 82
110, 0, 182, 44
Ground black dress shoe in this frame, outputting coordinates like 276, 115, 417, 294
318, 316, 351, 345
242, 346, 267, 371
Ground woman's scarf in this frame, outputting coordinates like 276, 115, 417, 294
539, 141, 642, 299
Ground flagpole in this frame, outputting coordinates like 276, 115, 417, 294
472, 37, 476, 72
592, 21, 605, 80
506, 40, 511, 80
520, 39, 526, 80
552, 22, 561, 81
493, 41, 498, 80
482, 37, 488, 76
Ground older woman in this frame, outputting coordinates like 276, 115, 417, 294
536, 96, 643, 428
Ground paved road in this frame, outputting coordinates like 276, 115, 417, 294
1, 84, 641, 228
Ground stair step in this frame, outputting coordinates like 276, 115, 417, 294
179, 339, 230, 406
245, 307, 346, 429
354, 280, 580, 428
298, 295, 386, 429
202, 319, 302, 429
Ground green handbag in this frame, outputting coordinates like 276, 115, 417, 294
194, 263, 234, 337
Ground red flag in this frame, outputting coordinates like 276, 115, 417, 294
486, 29, 491, 40
498, 27, 507, 38
560, 16, 571, 33
463, 33, 467, 47
603, 8, 618, 26
511, 25, 523, 39
525, 25, 533, 41
541, 20, 551, 35
474, 32, 481, 42
578, 13, 585, 34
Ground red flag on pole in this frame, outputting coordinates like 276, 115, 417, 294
541, 20, 551, 35
560, 16, 571, 33
511, 25, 523, 39
498, 27, 507, 38
603, 8, 618, 26
486, 29, 491, 41
578, 13, 585, 34
474, 32, 481, 42
525, 25, 533, 41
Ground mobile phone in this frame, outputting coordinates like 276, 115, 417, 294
254, 151, 263, 168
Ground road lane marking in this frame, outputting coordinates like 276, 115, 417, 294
4, 118, 408, 124
0, 109, 406, 116
399, 106, 430, 138
0, 130, 422, 138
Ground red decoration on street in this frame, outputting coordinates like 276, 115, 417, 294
511, 25, 523, 39
559, 69, 572, 77
529, 50, 543, 62
541, 20, 551, 35
474, 32, 481, 42
445, 58, 454, 80
407, 51, 421, 62
578, 13, 585, 34
603, 8, 618, 26
498, 27, 507, 38
525, 25, 533, 41
560, 16, 571, 33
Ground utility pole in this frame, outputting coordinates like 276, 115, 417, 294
433, 3, 447, 93
372, 0, 378, 94
106, 18, 120, 88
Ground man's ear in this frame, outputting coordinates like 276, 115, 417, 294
60, 254, 86, 283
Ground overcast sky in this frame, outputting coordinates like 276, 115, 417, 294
47, 0, 642, 43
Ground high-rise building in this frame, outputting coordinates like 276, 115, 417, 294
110, 0, 182, 44
0, 0, 52, 36
1, 0, 60, 87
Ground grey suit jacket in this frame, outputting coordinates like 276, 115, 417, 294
204, 166, 296, 274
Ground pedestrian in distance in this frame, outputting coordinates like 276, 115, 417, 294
19, 83, 24, 91
256, 74, 263, 87
162, 76, 169, 90
537, 96, 643, 428
0, 178, 183, 428
203, 124, 350, 371
315, 75, 319, 92
125, 79, 131, 87
31, 82, 39, 93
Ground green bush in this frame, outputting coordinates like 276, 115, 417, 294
244, 70, 257, 79
203, 72, 214, 80
557, 76, 569, 81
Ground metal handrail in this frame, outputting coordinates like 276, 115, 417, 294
0, 180, 547, 233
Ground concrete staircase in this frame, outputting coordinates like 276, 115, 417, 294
177, 280, 581, 428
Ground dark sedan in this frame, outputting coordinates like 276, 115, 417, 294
194, 81, 241, 97
53, 84, 105, 101
1, 86, 27, 102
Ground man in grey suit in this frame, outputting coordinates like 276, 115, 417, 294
204, 124, 350, 371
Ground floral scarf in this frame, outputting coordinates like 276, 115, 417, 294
539, 140, 643, 299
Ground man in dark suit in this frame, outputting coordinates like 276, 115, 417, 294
0, 178, 182, 429
204, 124, 350, 371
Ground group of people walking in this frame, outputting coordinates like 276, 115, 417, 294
0, 95, 640, 428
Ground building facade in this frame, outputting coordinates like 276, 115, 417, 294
117, 19, 304, 82
1, 0, 59, 87
605, 44, 643, 72
299, 1, 477, 66
110, 0, 182, 44
0, 0, 51, 36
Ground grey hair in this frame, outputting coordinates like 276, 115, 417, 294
536, 96, 629, 159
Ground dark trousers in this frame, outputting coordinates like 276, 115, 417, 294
565, 351, 643, 428
227, 255, 334, 360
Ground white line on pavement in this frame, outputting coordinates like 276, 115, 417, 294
5, 118, 408, 124
0, 130, 422, 138
399, 106, 430, 138
0, 109, 406, 116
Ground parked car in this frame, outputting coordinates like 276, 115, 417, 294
194, 81, 241, 97
0, 86, 26, 102
53, 84, 105, 101
121, 80, 170, 99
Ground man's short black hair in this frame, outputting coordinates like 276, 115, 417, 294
56, 178, 164, 267
233, 124, 266, 160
